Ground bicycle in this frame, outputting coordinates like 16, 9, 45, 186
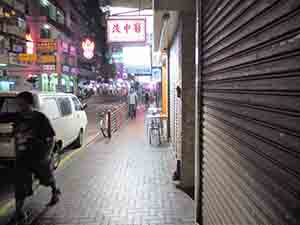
97, 111, 110, 138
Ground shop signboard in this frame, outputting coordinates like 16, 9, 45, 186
38, 55, 56, 64
17, 53, 37, 63
152, 67, 162, 82
107, 19, 146, 43
62, 65, 70, 73
71, 67, 78, 75
62, 42, 69, 53
9, 53, 19, 65
37, 39, 57, 52
43, 64, 56, 71
70, 46, 76, 56
125, 65, 151, 75
13, 44, 24, 53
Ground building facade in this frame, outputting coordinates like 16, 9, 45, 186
154, 0, 300, 224
0, 0, 28, 91
0, 0, 106, 93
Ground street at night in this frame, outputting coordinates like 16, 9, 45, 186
1, 0, 300, 224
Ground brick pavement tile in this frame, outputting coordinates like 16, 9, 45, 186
7, 114, 194, 225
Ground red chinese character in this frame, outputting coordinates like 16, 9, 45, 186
134, 23, 142, 33
113, 24, 121, 33
124, 24, 131, 33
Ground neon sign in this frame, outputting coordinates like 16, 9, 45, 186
82, 39, 95, 59
26, 34, 34, 54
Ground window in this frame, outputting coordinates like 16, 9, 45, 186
40, 27, 51, 38
18, 18, 26, 33
57, 97, 72, 116
0, 97, 20, 113
41, 98, 60, 119
56, 9, 64, 25
72, 97, 81, 111
39, 0, 65, 25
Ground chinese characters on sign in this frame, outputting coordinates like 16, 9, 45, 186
37, 39, 57, 52
107, 19, 146, 43
17, 53, 37, 63
17, 54, 56, 64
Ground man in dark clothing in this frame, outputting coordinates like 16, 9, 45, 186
144, 92, 150, 110
14, 91, 61, 222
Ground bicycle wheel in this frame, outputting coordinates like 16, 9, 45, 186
101, 128, 109, 137
99, 117, 109, 138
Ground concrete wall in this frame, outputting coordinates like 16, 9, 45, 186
180, 12, 196, 188
168, 11, 196, 189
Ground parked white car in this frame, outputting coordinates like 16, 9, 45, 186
0, 91, 88, 152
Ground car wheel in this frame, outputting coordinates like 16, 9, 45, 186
73, 129, 84, 148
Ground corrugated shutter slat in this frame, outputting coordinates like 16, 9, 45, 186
201, 0, 300, 224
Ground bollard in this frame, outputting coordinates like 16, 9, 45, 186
119, 110, 122, 129
108, 110, 112, 139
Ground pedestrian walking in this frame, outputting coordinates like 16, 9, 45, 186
144, 92, 150, 110
14, 91, 61, 223
128, 88, 138, 119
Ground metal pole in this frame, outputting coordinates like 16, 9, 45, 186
108, 111, 112, 138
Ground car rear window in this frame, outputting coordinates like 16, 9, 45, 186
0, 97, 20, 113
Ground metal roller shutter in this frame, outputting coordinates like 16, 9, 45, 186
200, 0, 300, 224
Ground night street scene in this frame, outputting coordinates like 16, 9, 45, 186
0, 0, 300, 225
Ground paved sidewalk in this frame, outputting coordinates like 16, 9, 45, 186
4, 110, 195, 225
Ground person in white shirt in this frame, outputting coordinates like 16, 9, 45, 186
128, 88, 138, 119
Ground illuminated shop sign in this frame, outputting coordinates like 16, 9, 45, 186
17, 53, 37, 63
37, 39, 57, 52
71, 67, 78, 74
12, 44, 24, 53
70, 46, 76, 56
38, 55, 56, 64
62, 65, 70, 73
26, 34, 34, 54
43, 64, 56, 71
62, 41, 69, 53
107, 19, 146, 43
82, 38, 95, 59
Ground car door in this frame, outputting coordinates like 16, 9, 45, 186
39, 97, 63, 144
71, 96, 87, 133
56, 96, 74, 146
